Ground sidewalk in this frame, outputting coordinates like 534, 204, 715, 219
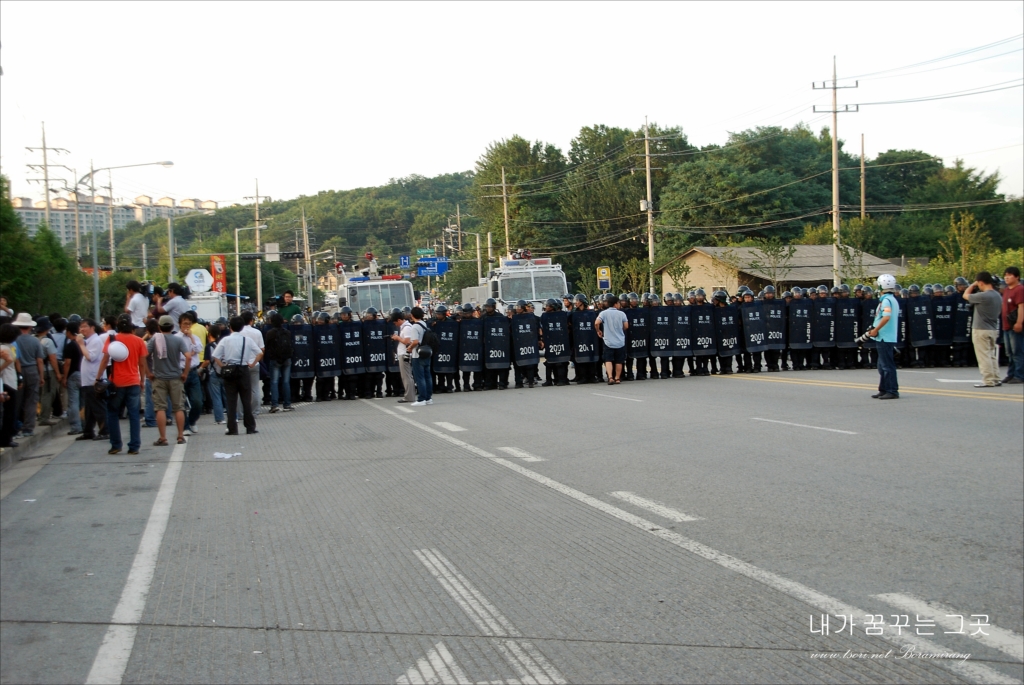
0, 415, 69, 473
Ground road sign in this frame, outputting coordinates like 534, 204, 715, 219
399, 255, 410, 269
597, 266, 611, 291
416, 248, 435, 256
265, 243, 280, 262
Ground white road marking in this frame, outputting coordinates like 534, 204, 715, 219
936, 379, 985, 383
396, 406, 416, 414
751, 417, 857, 435
414, 549, 567, 684
86, 442, 187, 685
609, 491, 703, 522
435, 422, 467, 432
498, 447, 546, 463
396, 641, 471, 685
874, 592, 1024, 662
591, 393, 642, 402
900, 370, 936, 374
365, 401, 1016, 685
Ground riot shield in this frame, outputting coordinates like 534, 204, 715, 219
740, 302, 769, 353
386, 321, 401, 373
763, 300, 786, 351
483, 315, 511, 369
649, 306, 674, 357
312, 323, 340, 378
812, 298, 836, 347
570, 310, 600, 363
541, 311, 571, 363
288, 323, 315, 379
835, 299, 860, 349
671, 306, 693, 357
787, 300, 813, 350
362, 319, 388, 373
907, 299, 935, 347
953, 297, 972, 343
431, 318, 459, 374
338, 320, 366, 375
860, 299, 879, 350
691, 304, 717, 356
626, 308, 649, 359
511, 313, 541, 366
713, 305, 741, 357
932, 296, 954, 346
458, 318, 484, 373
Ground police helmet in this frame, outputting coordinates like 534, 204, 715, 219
331, 311, 344, 323
992, 275, 1003, 288
764, 285, 776, 295
840, 284, 850, 294
628, 292, 639, 303
673, 293, 685, 304
290, 314, 304, 324
573, 293, 589, 305
954, 276, 969, 287
650, 294, 661, 305
712, 290, 728, 304
215, 316, 229, 326
317, 311, 331, 323
434, 304, 448, 315
862, 285, 874, 296
908, 284, 920, 294
390, 307, 403, 318
484, 298, 497, 310
815, 285, 826, 295
687, 290, 696, 300
366, 307, 379, 317
695, 288, 706, 298
782, 290, 793, 299
931, 283, 944, 294
944, 285, 955, 295
792, 287, 803, 296
900, 289, 909, 298
340, 306, 353, 315
742, 291, 754, 301
807, 287, 817, 297
67, 313, 82, 324
893, 283, 902, 292
460, 303, 473, 315
854, 284, 863, 292
923, 285, 933, 296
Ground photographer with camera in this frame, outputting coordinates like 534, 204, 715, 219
964, 271, 1004, 387
391, 310, 417, 404
156, 283, 190, 333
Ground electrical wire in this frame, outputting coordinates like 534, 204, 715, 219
842, 33, 1023, 80
854, 79, 1023, 106
863, 46, 1024, 81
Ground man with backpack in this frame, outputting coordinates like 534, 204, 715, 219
263, 313, 294, 413
397, 306, 435, 406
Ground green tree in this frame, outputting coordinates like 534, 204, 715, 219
747, 236, 796, 290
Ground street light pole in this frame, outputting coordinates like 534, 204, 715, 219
234, 225, 257, 316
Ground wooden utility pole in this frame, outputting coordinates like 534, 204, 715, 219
456, 204, 462, 252
243, 181, 264, 311
501, 167, 511, 258
142, 243, 148, 280
107, 171, 116, 269
860, 133, 866, 220
301, 207, 312, 306
644, 118, 655, 294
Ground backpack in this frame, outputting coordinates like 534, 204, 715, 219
265, 327, 293, 362
416, 322, 440, 357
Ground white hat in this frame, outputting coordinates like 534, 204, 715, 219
107, 340, 130, 362
13, 312, 36, 327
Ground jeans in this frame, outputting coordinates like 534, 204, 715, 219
20, 372, 40, 433
208, 372, 226, 422
269, 359, 292, 408
249, 367, 261, 415
184, 369, 203, 428
40, 370, 59, 423
876, 341, 899, 396
1005, 329, 1024, 381
66, 371, 82, 431
106, 384, 141, 452
412, 356, 433, 401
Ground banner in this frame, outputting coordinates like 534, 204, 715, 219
210, 255, 228, 293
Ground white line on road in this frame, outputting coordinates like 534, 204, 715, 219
751, 417, 858, 435
395, 406, 416, 414
86, 442, 186, 685
396, 641, 471, 685
936, 379, 984, 383
365, 401, 1016, 685
900, 370, 936, 374
591, 393, 642, 402
609, 491, 703, 522
435, 422, 467, 432
874, 592, 1024, 662
498, 447, 546, 463
414, 549, 567, 684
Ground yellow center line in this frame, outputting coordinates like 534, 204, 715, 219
717, 374, 1024, 402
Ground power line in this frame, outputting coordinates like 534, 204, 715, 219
842, 33, 1023, 80
863, 46, 1023, 81
853, 80, 1023, 106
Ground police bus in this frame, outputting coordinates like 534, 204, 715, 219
462, 253, 568, 314
345, 276, 417, 313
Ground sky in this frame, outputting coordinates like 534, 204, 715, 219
1, 1, 1022, 209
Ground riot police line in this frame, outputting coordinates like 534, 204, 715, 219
247, 277, 978, 402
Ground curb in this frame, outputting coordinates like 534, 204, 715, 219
0, 416, 69, 472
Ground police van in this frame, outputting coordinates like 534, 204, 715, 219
462, 253, 568, 314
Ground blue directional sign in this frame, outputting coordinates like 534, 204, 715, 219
416, 257, 449, 277
399, 255, 410, 269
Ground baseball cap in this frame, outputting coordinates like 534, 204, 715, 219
158, 315, 175, 328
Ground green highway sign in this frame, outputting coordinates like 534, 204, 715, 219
416, 248, 435, 255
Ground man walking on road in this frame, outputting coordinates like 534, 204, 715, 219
393, 311, 417, 404
212, 316, 260, 435
595, 295, 629, 385
408, 307, 433, 406
964, 272, 1004, 388
867, 274, 900, 400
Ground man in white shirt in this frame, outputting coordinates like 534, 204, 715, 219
77, 318, 108, 440
125, 280, 150, 331
212, 316, 261, 435
240, 311, 266, 414
391, 312, 416, 403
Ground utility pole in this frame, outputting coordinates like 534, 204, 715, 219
142, 243, 148, 280
860, 133, 866, 220
501, 167, 511, 257
456, 204, 462, 252
25, 122, 69, 228
243, 181, 264, 311
644, 117, 656, 294
106, 171, 116, 269
813, 58, 858, 286
301, 207, 312, 305
487, 232, 493, 267
167, 216, 177, 281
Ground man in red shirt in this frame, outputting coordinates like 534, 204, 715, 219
96, 314, 150, 454
1003, 266, 1024, 384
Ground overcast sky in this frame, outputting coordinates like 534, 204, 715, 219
2, 1, 1022, 209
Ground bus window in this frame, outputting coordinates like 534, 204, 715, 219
533, 274, 566, 301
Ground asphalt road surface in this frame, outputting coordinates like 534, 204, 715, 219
2, 365, 1022, 684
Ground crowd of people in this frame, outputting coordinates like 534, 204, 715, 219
0, 267, 1020, 451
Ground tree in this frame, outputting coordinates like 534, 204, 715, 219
747, 236, 796, 290
939, 211, 992, 279
708, 247, 741, 290
618, 257, 651, 294
662, 259, 693, 295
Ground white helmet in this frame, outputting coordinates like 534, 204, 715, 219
876, 274, 897, 291
107, 340, 129, 362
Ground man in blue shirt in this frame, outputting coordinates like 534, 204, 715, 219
866, 274, 900, 399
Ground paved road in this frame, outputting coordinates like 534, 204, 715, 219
2, 366, 1021, 684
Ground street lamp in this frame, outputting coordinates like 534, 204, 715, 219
234, 225, 266, 315
77, 161, 173, 320
445, 227, 483, 284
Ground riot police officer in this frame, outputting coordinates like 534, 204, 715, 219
385, 308, 406, 397
430, 304, 460, 393
482, 298, 511, 390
